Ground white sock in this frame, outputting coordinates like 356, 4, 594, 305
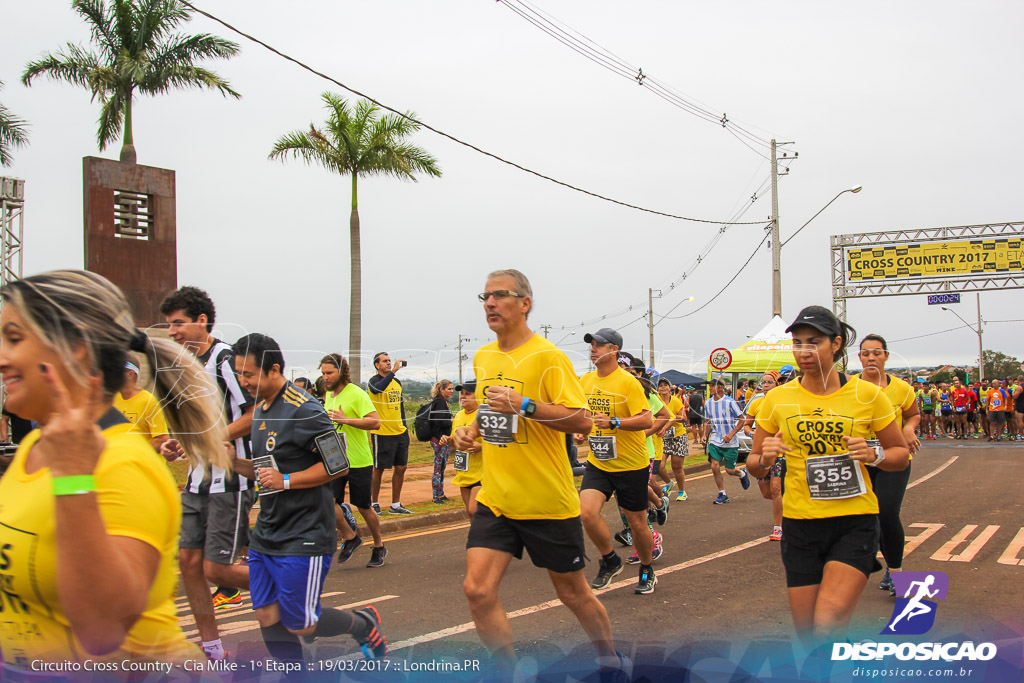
720, 490, 727, 495
774, 525, 782, 532
202, 639, 224, 659
390, 502, 401, 508
596, 655, 621, 669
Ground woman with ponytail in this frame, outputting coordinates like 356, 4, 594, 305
428, 379, 454, 503
0, 269, 228, 671
746, 305, 909, 647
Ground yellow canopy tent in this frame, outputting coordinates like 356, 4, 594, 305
706, 316, 797, 388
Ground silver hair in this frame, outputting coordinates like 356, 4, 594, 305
487, 269, 533, 317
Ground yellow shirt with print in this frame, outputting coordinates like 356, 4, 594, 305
581, 367, 650, 472
663, 394, 685, 438
369, 377, 406, 436
755, 377, 896, 520
450, 407, 484, 488
0, 421, 202, 669
114, 389, 168, 442
473, 335, 586, 520
871, 375, 917, 459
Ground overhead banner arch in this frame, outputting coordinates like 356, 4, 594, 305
831, 221, 1024, 321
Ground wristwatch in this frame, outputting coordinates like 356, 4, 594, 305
609, 417, 621, 430
522, 398, 538, 418
868, 445, 886, 467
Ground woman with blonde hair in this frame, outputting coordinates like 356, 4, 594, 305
428, 379, 454, 502
0, 269, 230, 671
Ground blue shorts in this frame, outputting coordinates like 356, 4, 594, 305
249, 551, 332, 630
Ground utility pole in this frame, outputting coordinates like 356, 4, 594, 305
540, 324, 552, 338
648, 288, 656, 368
771, 138, 782, 318
977, 294, 985, 381
457, 334, 465, 385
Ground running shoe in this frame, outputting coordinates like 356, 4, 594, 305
212, 588, 241, 610
677, 491, 688, 501
655, 496, 669, 525
879, 568, 893, 591
599, 653, 633, 683
634, 566, 657, 594
432, 495, 449, 503
366, 545, 388, 568
354, 605, 388, 660
769, 527, 783, 542
625, 550, 640, 565
661, 481, 676, 497
388, 503, 415, 515
613, 528, 633, 547
371, 502, 381, 515
340, 503, 358, 532
713, 492, 730, 504
740, 469, 751, 490
652, 532, 663, 561
591, 554, 624, 589
337, 535, 363, 564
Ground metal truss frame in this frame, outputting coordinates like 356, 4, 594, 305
0, 178, 24, 292
831, 221, 1024, 320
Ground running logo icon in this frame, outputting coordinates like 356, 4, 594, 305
883, 571, 949, 635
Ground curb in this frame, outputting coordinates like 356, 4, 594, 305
351, 507, 468, 540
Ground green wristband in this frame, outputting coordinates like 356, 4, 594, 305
52, 475, 96, 496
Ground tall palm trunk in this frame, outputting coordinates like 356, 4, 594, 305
120, 91, 136, 164
348, 172, 362, 384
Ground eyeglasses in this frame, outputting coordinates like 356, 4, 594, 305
478, 290, 524, 302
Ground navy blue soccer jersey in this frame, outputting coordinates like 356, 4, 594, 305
249, 381, 337, 556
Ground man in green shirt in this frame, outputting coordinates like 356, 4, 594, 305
320, 353, 388, 568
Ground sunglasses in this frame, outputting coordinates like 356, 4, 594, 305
478, 290, 524, 302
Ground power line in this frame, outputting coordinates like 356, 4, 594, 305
497, 0, 786, 157
658, 230, 771, 320
889, 325, 973, 343
179, 1, 765, 227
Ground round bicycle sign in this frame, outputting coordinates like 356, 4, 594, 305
709, 348, 733, 370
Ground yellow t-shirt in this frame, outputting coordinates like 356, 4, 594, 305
114, 389, 168, 442
450, 407, 484, 488
0, 419, 202, 670
368, 377, 406, 436
473, 335, 586, 520
662, 394, 686, 438
581, 367, 650, 472
755, 377, 896, 520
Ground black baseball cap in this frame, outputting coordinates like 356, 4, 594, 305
583, 327, 623, 349
455, 380, 477, 393
785, 305, 843, 337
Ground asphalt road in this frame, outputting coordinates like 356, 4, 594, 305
183, 442, 1024, 681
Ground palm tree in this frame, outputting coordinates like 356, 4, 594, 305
22, 0, 240, 164
270, 93, 441, 384
0, 81, 30, 167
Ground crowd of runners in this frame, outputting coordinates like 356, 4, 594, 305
0, 266, 1020, 681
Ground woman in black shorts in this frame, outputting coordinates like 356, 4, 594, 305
746, 306, 909, 647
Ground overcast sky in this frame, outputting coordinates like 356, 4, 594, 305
3, 0, 1022, 382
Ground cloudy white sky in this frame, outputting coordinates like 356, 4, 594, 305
2, 0, 1022, 382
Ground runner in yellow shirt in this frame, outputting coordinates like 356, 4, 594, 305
113, 360, 168, 450
440, 380, 484, 517
746, 306, 909, 647
657, 378, 689, 501
576, 328, 656, 594
0, 269, 235, 672
453, 269, 628, 677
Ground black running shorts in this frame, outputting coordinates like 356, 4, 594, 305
180, 490, 256, 565
466, 504, 587, 573
331, 464, 373, 509
781, 514, 880, 588
372, 431, 410, 469
580, 461, 651, 512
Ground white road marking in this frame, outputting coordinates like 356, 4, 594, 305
903, 523, 945, 558
997, 527, 1024, 566
180, 595, 398, 638
905, 454, 958, 490
932, 524, 1001, 562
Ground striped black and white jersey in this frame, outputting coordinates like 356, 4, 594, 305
184, 339, 254, 495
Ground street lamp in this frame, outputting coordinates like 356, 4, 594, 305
649, 293, 694, 367
941, 298, 984, 380
771, 185, 862, 318
556, 331, 577, 345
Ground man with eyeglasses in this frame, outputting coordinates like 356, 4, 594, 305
367, 351, 414, 515
453, 269, 629, 679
